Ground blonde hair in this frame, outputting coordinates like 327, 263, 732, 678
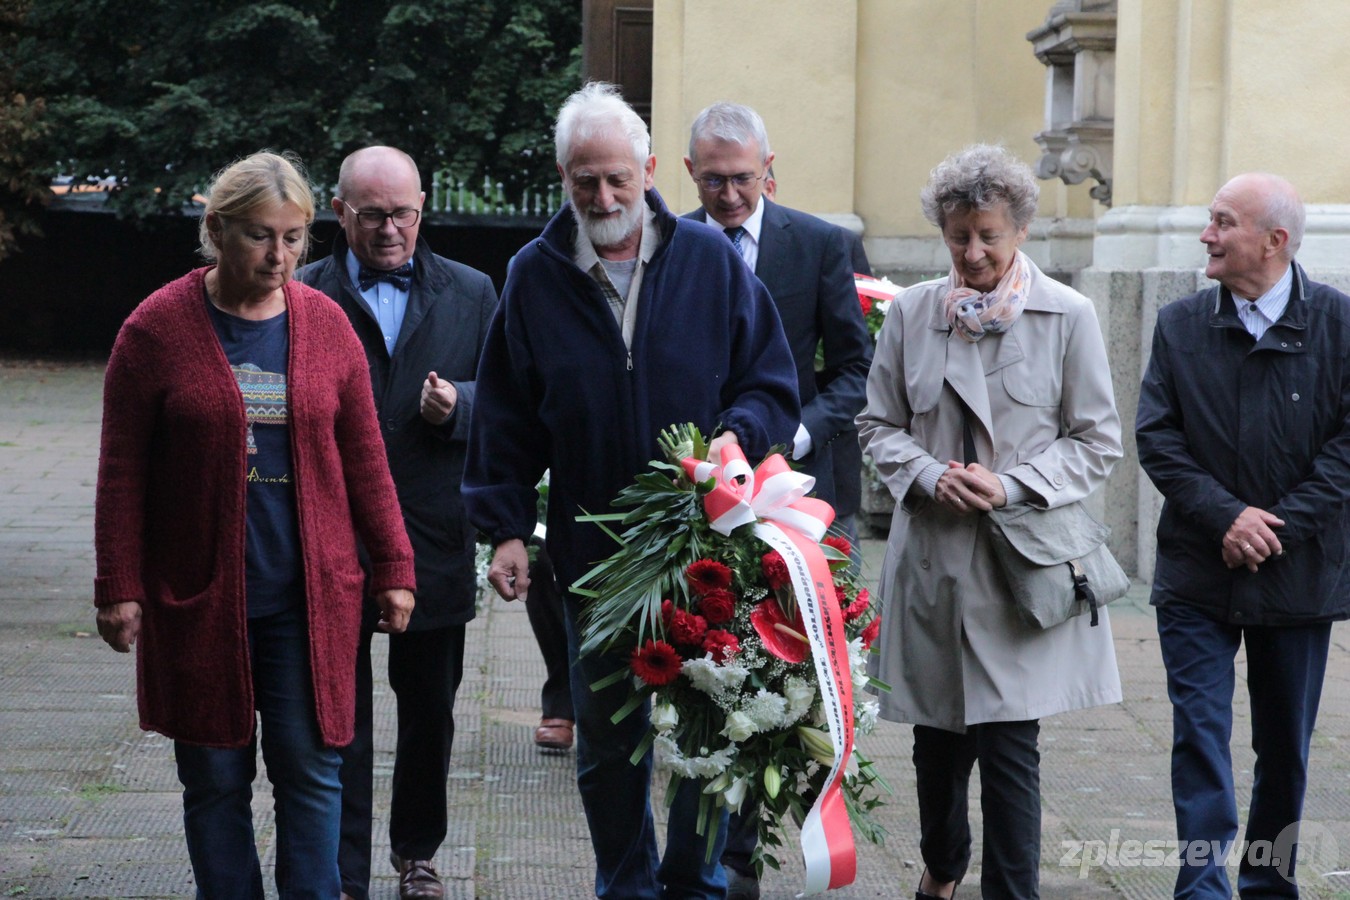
198, 150, 315, 261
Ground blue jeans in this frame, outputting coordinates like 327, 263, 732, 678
563, 593, 728, 899
175, 604, 343, 899
1156, 603, 1330, 899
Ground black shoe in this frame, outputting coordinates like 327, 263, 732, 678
915, 868, 957, 899
726, 868, 761, 900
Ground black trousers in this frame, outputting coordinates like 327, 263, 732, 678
338, 622, 467, 899
913, 720, 1041, 900
525, 541, 573, 721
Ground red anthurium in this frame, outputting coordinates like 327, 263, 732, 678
750, 599, 811, 664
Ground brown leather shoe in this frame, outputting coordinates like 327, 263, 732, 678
392, 855, 444, 900
534, 717, 574, 750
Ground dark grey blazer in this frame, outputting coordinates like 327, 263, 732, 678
298, 233, 498, 630
685, 199, 872, 505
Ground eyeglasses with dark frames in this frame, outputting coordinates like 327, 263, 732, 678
338, 199, 421, 229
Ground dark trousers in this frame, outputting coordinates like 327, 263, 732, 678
1156, 603, 1330, 899
913, 720, 1041, 900
561, 590, 728, 899
526, 542, 573, 721
338, 622, 467, 899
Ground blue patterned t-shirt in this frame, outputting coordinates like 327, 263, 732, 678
206, 295, 303, 618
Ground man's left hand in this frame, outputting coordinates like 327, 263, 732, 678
374, 588, 415, 633
421, 371, 457, 424
708, 429, 740, 467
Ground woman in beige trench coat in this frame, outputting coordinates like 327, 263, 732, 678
857, 145, 1123, 900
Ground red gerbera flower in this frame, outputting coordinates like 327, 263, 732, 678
844, 588, 871, 623
761, 551, 791, 591
860, 617, 881, 650
631, 639, 683, 686
702, 629, 741, 663
685, 558, 733, 595
671, 609, 709, 646
698, 588, 736, 625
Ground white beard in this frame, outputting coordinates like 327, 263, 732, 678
573, 197, 643, 250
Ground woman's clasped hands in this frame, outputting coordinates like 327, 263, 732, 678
935, 460, 1008, 516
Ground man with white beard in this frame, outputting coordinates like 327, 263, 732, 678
464, 82, 799, 899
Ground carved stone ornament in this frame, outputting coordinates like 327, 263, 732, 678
1027, 1, 1117, 207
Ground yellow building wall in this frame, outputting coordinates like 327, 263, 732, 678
653, 0, 859, 219
653, 0, 1094, 239
1114, 0, 1350, 207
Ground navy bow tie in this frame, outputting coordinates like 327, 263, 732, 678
358, 262, 413, 292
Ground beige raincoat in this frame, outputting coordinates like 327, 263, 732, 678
858, 260, 1123, 731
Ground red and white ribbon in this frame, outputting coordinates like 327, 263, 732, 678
684, 447, 857, 893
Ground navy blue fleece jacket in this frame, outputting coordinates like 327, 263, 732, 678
463, 189, 800, 594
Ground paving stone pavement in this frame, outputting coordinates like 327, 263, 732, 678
4, 357, 1350, 899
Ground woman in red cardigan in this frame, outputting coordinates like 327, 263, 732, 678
93, 151, 416, 898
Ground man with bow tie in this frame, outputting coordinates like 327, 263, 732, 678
298, 145, 498, 900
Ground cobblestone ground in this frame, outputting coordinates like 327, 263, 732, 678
4, 358, 1350, 898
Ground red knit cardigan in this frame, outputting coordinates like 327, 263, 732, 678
94, 268, 416, 748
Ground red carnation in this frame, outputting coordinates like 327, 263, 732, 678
671, 609, 709, 646
860, 617, 881, 650
698, 588, 737, 625
702, 630, 741, 663
834, 584, 849, 610
685, 558, 733, 595
859, 294, 873, 317
631, 639, 684, 686
823, 535, 853, 558
761, 551, 791, 590
844, 588, 871, 623
660, 598, 675, 629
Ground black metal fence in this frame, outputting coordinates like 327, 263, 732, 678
1, 199, 547, 356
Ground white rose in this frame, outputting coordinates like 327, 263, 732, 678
722, 711, 758, 742
651, 702, 679, 733
784, 677, 817, 723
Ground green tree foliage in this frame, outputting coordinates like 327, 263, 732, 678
9, 0, 580, 222
0, 0, 51, 262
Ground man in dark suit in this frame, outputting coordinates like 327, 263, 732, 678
683, 102, 871, 510
297, 145, 497, 900
683, 102, 873, 900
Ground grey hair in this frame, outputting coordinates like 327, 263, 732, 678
336, 146, 421, 199
554, 82, 650, 171
687, 102, 771, 164
1255, 174, 1306, 260
199, 150, 314, 261
920, 144, 1039, 231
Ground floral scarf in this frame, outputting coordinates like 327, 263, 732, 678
942, 250, 1032, 342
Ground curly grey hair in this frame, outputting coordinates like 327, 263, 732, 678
920, 144, 1039, 231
